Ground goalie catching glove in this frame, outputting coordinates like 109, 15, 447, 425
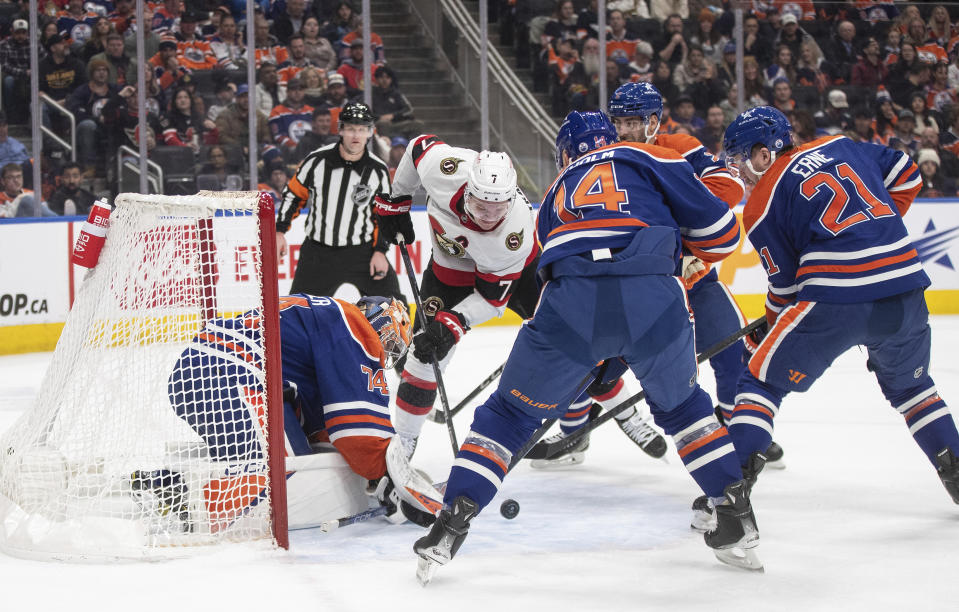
413, 310, 469, 362
681, 255, 710, 289
373, 194, 414, 244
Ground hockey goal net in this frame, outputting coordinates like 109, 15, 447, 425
0, 191, 287, 560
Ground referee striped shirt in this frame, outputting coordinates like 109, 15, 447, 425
276, 143, 390, 246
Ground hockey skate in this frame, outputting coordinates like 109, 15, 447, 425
692, 451, 766, 533
414, 495, 479, 586
764, 440, 785, 469
130, 469, 190, 533
936, 448, 959, 504
370, 476, 436, 527
704, 480, 763, 572
616, 409, 668, 459
527, 430, 589, 469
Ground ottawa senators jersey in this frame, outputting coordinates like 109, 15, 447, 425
391, 135, 537, 326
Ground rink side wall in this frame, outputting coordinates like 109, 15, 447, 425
1, 201, 958, 355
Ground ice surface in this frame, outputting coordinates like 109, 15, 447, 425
2, 319, 959, 611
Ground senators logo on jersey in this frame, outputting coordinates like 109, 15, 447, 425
506, 229, 524, 251
440, 157, 465, 175
434, 229, 467, 257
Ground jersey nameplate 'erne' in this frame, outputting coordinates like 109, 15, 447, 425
391, 135, 536, 281
744, 135, 927, 314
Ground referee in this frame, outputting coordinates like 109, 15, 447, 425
276, 102, 405, 302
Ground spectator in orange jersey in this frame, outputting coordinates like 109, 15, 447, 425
339, 28, 385, 64
252, 13, 288, 68
604, 10, 637, 64
149, 39, 187, 94
278, 33, 318, 86
175, 11, 217, 71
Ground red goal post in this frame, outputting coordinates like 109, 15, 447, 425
0, 190, 288, 559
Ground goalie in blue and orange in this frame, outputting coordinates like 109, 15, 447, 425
163, 293, 440, 532
719, 106, 959, 513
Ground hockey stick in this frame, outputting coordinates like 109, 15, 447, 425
536, 317, 767, 460
397, 237, 459, 455
428, 361, 507, 424
318, 506, 389, 532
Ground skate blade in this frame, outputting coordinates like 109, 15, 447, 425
530, 452, 585, 470
713, 545, 764, 572
416, 556, 439, 586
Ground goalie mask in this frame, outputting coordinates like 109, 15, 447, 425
465, 151, 516, 230
356, 296, 412, 368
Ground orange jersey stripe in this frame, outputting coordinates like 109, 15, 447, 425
197, 332, 256, 363
891, 182, 920, 217
797, 249, 918, 277
334, 299, 386, 365
735, 402, 775, 419
677, 427, 727, 459
904, 394, 942, 422
461, 442, 508, 473
684, 222, 740, 249
749, 301, 814, 379
325, 414, 394, 429
547, 217, 648, 237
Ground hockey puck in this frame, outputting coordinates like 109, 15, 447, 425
500, 498, 520, 519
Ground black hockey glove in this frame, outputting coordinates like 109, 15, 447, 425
743, 320, 770, 357
373, 193, 414, 245
412, 310, 469, 362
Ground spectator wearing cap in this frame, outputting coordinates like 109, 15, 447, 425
889, 109, 920, 155
268, 77, 314, 157
371, 65, 423, 139
814, 89, 852, 135
272, 0, 308, 45
215, 84, 272, 157
339, 27, 385, 64
872, 91, 897, 146
851, 37, 888, 87
57, 0, 99, 51
774, 12, 814, 62
0, 19, 31, 123
770, 77, 796, 113
209, 12, 246, 70
605, 10, 637, 65
149, 39, 188, 98
714, 41, 737, 90
625, 40, 654, 83
39, 33, 87, 111
690, 7, 727, 63
108, 0, 135, 37
175, 11, 218, 71
917, 148, 955, 197
295, 106, 339, 159
278, 33, 318, 85
256, 62, 285, 116
258, 160, 289, 203
321, 73, 357, 131
47, 162, 96, 216
151, 0, 182, 38
337, 38, 381, 91
387, 136, 407, 175
90, 33, 136, 87
654, 13, 687, 67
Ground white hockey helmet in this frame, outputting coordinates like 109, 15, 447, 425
465, 151, 517, 229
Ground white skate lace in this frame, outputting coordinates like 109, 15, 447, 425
621, 414, 659, 447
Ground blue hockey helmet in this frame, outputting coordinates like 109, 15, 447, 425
555, 111, 618, 170
355, 296, 412, 368
608, 82, 663, 120
722, 106, 793, 178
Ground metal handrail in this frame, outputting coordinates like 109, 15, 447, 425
118, 145, 163, 192
122, 160, 160, 193
38, 92, 76, 161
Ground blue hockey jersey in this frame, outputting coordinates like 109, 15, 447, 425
538, 142, 740, 269
744, 135, 927, 318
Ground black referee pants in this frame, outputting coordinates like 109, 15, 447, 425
290, 238, 406, 303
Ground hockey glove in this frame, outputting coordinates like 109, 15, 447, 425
373, 194, 414, 245
681, 255, 710, 289
743, 320, 769, 356
412, 310, 469, 363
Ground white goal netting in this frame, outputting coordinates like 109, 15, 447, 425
0, 191, 284, 560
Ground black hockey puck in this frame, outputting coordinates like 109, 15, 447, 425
500, 498, 520, 519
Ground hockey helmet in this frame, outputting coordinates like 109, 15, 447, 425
355, 296, 412, 368
464, 151, 516, 229
723, 106, 793, 179
339, 102, 375, 129
608, 82, 663, 142
555, 111, 617, 170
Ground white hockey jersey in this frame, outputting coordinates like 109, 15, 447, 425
391, 135, 537, 326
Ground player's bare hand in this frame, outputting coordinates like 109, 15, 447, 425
276, 232, 288, 260
370, 250, 389, 279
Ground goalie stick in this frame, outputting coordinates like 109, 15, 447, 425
533, 317, 767, 461
319, 506, 389, 532
398, 237, 459, 455
428, 361, 507, 424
